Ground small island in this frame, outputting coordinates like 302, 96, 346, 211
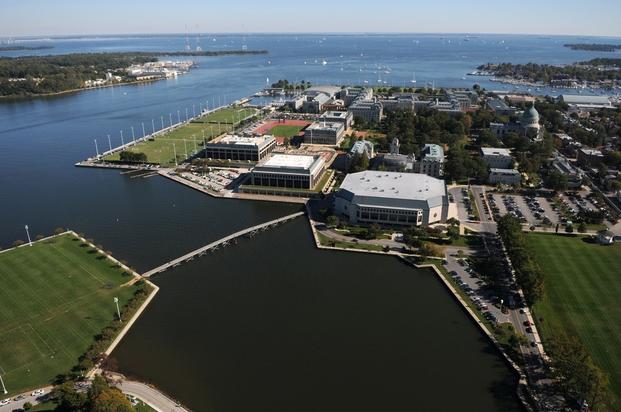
0, 50, 268, 98
564, 43, 621, 52
476, 58, 621, 88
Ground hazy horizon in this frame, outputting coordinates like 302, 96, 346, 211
2, 0, 620, 38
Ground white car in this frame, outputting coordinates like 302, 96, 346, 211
31, 389, 45, 396
0, 399, 11, 406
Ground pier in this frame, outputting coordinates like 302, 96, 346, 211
142, 211, 305, 277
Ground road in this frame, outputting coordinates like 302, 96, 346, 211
113, 379, 189, 412
0, 387, 52, 412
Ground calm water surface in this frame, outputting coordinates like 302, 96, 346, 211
112, 219, 522, 412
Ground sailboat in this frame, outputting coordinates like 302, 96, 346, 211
410, 72, 417, 84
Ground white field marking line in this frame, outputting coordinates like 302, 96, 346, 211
25, 323, 55, 356
18, 324, 46, 358
48, 242, 107, 286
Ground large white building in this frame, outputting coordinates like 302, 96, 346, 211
481, 147, 513, 169
334, 171, 449, 226
204, 134, 276, 161
250, 153, 326, 189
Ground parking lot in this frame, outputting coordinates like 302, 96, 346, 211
181, 168, 242, 193
488, 193, 561, 226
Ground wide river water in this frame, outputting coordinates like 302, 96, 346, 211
3, 33, 617, 410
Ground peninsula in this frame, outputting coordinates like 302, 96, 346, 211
0, 50, 268, 98
477, 58, 621, 88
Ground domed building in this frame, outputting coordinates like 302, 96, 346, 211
521, 106, 541, 133
490, 105, 543, 141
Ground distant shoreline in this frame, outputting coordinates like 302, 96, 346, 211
0, 45, 54, 51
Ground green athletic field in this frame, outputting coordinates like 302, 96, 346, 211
0, 234, 141, 397
527, 233, 621, 405
104, 107, 257, 166
267, 125, 305, 138
105, 122, 231, 166
191, 107, 257, 124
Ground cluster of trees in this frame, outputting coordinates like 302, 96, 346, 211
0, 53, 158, 96
348, 151, 369, 173
496, 215, 544, 305
547, 334, 613, 411
270, 79, 311, 90
118, 151, 147, 163
445, 142, 488, 183
63, 281, 150, 381
478, 59, 621, 84
51, 375, 136, 411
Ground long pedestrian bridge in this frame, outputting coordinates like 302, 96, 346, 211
142, 211, 305, 277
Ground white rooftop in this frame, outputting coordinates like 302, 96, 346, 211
262, 153, 316, 170
340, 171, 446, 201
218, 134, 274, 146
481, 147, 512, 156
490, 168, 520, 174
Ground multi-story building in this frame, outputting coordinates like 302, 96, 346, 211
577, 148, 604, 167
334, 171, 449, 226
204, 134, 276, 162
480, 147, 513, 169
416, 144, 445, 177
488, 168, 521, 185
320, 111, 353, 129
250, 153, 326, 189
348, 99, 383, 124
303, 121, 345, 145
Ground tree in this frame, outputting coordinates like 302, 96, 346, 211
119, 151, 147, 163
565, 224, 574, 233
577, 222, 587, 233
23, 402, 32, 411
91, 388, 135, 412
326, 215, 339, 228
544, 170, 568, 192
54, 227, 65, 235
35, 234, 45, 241
348, 152, 369, 173
53, 381, 87, 411
447, 225, 460, 241
419, 242, 443, 258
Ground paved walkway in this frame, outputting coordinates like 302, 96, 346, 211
108, 374, 189, 412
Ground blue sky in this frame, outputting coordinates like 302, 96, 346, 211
1, 0, 620, 37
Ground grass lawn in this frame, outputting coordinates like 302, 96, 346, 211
103, 107, 257, 166
268, 125, 304, 138
527, 233, 621, 405
105, 122, 232, 166
0, 234, 141, 398
192, 107, 257, 124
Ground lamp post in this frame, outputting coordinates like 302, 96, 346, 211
131, 126, 135, 142
94, 139, 99, 157
173, 143, 178, 166
25, 225, 32, 246
161, 115, 164, 130
177, 110, 181, 124
0, 373, 7, 395
120, 130, 124, 146
169, 113, 173, 128
185, 108, 188, 122
107, 134, 112, 151
141, 122, 146, 138
114, 297, 122, 323
151, 118, 155, 135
